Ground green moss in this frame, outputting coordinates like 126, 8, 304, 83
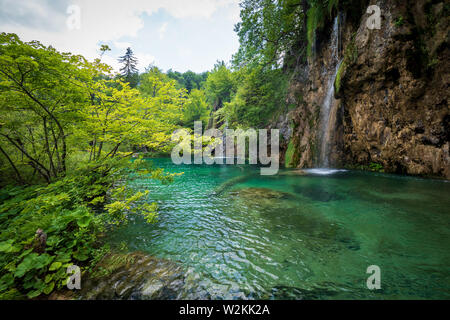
288, 103, 297, 110
335, 32, 357, 94
395, 15, 404, 27
307, 5, 325, 58
345, 162, 385, 173
335, 61, 346, 94
285, 140, 295, 168
90, 252, 136, 279
369, 162, 384, 172
307, 1, 340, 58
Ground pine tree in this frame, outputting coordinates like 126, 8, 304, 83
118, 47, 139, 87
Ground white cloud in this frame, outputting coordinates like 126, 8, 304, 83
178, 47, 192, 58
101, 54, 121, 73
114, 41, 132, 50
158, 22, 168, 39
0, 0, 240, 72
136, 53, 156, 72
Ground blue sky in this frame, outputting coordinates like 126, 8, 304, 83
0, 0, 241, 73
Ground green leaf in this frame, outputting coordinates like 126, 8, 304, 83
15, 253, 38, 278
0, 273, 14, 291
72, 250, 89, 261
44, 273, 54, 284
27, 289, 42, 299
0, 239, 21, 253
49, 261, 62, 271
15, 253, 54, 277
77, 215, 92, 228
43, 281, 55, 295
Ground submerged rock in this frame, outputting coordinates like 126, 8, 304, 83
278, 169, 307, 176
292, 185, 343, 202
229, 187, 296, 200
80, 252, 186, 300
213, 173, 257, 195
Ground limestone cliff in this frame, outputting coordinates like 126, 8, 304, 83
281, 0, 449, 179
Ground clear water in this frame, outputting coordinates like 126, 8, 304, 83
108, 158, 450, 299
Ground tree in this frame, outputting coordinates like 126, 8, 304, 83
204, 62, 234, 111
0, 33, 183, 183
138, 66, 186, 131
118, 47, 139, 87
0, 33, 96, 183
233, 0, 308, 69
79, 78, 175, 160
166, 69, 208, 93
182, 89, 210, 129
223, 65, 288, 128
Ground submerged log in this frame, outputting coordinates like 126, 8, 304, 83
213, 172, 256, 195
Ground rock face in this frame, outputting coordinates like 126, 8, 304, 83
282, 0, 449, 178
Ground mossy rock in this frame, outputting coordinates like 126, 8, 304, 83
285, 140, 296, 168
229, 187, 296, 201
278, 169, 307, 176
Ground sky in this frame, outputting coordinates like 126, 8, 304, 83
0, 0, 241, 73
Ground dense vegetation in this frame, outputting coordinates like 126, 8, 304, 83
0, 0, 369, 299
0, 33, 181, 298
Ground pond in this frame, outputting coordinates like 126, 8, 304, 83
107, 158, 450, 299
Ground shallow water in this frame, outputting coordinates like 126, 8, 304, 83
108, 158, 450, 299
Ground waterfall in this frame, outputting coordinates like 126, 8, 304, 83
319, 16, 342, 168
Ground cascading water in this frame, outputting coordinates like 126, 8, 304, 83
319, 16, 342, 168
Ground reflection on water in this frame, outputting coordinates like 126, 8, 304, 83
108, 159, 450, 299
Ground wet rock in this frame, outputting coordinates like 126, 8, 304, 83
229, 187, 296, 200
80, 252, 186, 300
278, 0, 449, 179
278, 169, 307, 176
292, 185, 342, 202
47, 291, 75, 300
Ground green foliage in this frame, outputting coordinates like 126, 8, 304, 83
218, 65, 288, 128
285, 140, 295, 168
0, 32, 104, 183
369, 162, 384, 173
182, 89, 210, 129
0, 33, 184, 299
166, 69, 208, 93
0, 180, 100, 299
0, 34, 185, 184
307, 5, 323, 58
395, 15, 404, 27
233, 0, 307, 68
335, 32, 357, 94
204, 62, 235, 111
0, 156, 179, 299
335, 61, 345, 93
88, 252, 136, 279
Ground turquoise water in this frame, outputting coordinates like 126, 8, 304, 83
108, 158, 450, 299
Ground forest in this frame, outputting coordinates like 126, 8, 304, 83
0, 0, 449, 301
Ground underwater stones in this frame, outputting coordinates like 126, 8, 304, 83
292, 185, 342, 202
230, 187, 295, 201
141, 277, 184, 300
338, 236, 360, 251
213, 173, 257, 195
80, 252, 186, 300
258, 203, 360, 252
